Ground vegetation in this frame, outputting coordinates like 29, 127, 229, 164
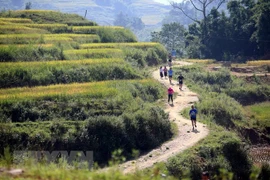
0, 34, 101, 44
0, 9, 171, 169
162, 63, 270, 179
0, 10, 97, 26
0, 7, 269, 180
0, 58, 142, 88
243, 102, 270, 131
166, 129, 252, 179
0, 79, 172, 163
152, 0, 270, 62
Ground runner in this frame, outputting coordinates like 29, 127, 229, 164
168, 53, 172, 67
168, 67, 173, 84
177, 73, 184, 91
163, 66, 168, 79
189, 105, 198, 130
167, 86, 174, 104
159, 66, 164, 79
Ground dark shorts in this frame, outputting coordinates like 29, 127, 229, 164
160, 72, 163, 77
164, 72, 167, 76
191, 116, 196, 121
169, 75, 172, 78
179, 80, 183, 84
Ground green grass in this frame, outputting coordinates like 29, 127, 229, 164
243, 102, 270, 129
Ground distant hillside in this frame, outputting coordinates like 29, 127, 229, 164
0, 0, 171, 26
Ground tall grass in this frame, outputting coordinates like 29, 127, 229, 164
0, 34, 100, 44
0, 79, 155, 102
0, 44, 64, 62
0, 25, 48, 34
72, 26, 124, 34
80, 42, 162, 49
0, 17, 33, 23
0, 58, 142, 88
64, 49, 123, 59
184, 59, 216, 64
246, 60, 270, 66
23, 23, 69, 33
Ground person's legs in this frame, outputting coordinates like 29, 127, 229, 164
169, 94, 173, 103
179, 81, 183, 90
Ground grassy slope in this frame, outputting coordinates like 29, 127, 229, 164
0, 10, 174, 180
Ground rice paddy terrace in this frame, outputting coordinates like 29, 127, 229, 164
0, 10, 171, 165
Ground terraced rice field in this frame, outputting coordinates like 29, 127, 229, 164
0, 13, 169, 165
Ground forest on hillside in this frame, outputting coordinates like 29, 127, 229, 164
151, 0, 270, 62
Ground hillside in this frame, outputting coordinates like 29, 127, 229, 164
0, 9, 171, 167
0, 0, 171, 26
0, 10, 270, 180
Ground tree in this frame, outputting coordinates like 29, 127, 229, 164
170, 0, 226, 23
203, 9, 229, 60
170, 0, 227, 58
226, 0, 257, 61
151, 22, 186, 56
114, 12, 145, 31
25, 2, 32, 10
251, 0, 270, 58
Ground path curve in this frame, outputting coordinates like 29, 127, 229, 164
118, 61, 209, 174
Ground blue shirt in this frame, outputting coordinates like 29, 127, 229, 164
189, 108, 197, 118
168, 69, 173, 76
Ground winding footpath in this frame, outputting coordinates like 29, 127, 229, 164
119, 61, 209, 174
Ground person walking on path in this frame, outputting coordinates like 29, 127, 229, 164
168, 53, 172, 67
189, 105, 198, 130
168, 67, 173, 84
159, 66, 164, 79
167, 87, 174, 104
177, 73, 184, 91
163, 66, 168, 79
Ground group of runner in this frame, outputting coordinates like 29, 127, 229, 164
163, 53, 198, 130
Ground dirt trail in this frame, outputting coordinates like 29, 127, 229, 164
118, 61, 209, 174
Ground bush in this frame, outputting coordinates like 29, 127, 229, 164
197, 93, 244, 128
166, 130, 251, 179
226, 85, 270, 105
145, 48, 162, 66
97, 28, 137, 43
124, 48, 146, 67
222, 140, 252, 179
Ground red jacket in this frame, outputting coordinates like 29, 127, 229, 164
168, 87, 174, 94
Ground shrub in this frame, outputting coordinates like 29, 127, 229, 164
145, 48, 162, 66
225, 85, 270, 105
166, 130, 251, 179
197, 93, 244, 128
123, 48, 146, 67
97, 28, 137, 43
